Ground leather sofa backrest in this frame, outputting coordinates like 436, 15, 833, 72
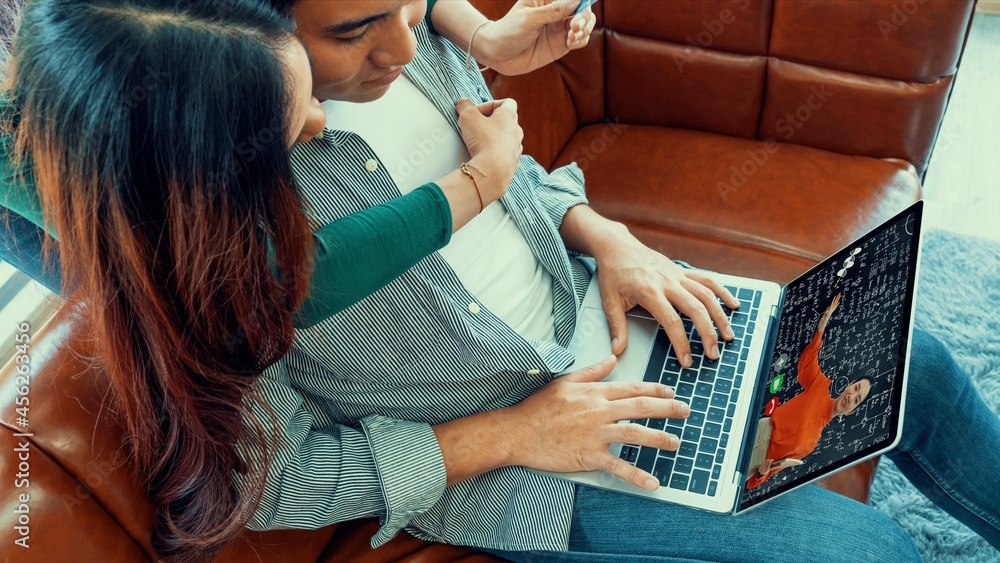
472, 0, 976, 176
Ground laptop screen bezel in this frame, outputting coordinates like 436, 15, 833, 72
735, 201, 923, 513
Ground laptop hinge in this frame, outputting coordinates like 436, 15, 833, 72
731, 286, 786, 511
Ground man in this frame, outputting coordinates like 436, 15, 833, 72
249, 0, 739, 547
747, 294, 873, 488
249, 1, 1000, 561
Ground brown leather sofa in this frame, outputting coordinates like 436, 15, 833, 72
0, 0, 976, 561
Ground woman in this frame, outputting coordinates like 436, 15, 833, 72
0, 1, 527, 322
4, 0, 524, 559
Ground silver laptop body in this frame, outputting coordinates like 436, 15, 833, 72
537, 201, 923, 515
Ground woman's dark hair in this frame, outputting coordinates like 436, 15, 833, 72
0, 0, 25, 80
7, 0, 314, 559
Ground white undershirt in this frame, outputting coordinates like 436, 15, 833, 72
322, 76, 556, 342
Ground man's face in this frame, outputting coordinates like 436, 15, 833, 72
834, 379, 872, 416
291, 0, 426, 103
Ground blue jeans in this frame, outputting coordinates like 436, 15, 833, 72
488, 330, 999, 562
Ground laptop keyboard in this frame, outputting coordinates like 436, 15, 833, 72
618, 286, 762, 497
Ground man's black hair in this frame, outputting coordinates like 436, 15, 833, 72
267, 0, 298, 18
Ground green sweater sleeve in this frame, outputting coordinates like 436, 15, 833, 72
2, 103, 452, 328
425, 0, 439, 32
294, 183, 452, 328
0, 105, 47, 236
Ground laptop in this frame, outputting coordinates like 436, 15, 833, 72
540, 201, 923, 514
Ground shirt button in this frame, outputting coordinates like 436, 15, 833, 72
527, 369, 541, 376
364, 159, 379, 173
467, 302, 481, 315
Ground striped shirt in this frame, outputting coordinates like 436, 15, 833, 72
245, 23, 592, 552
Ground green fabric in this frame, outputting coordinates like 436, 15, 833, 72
295, 183, 451, 327
0, 97, 452, 328
0, 99, 46, 236
425, 0, 439, 32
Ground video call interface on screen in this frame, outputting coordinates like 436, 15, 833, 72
739, 209, 919, 507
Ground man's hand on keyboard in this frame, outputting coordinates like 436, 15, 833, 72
592, 228, 741, 367
503, 355, 691, 491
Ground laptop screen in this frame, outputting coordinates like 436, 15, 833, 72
737, 202, 922, 512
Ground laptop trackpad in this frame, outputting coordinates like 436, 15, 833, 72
564, 306, 658, 382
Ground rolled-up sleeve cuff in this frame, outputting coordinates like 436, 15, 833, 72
533, 162, 589, 231
361, 415, 447, 547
